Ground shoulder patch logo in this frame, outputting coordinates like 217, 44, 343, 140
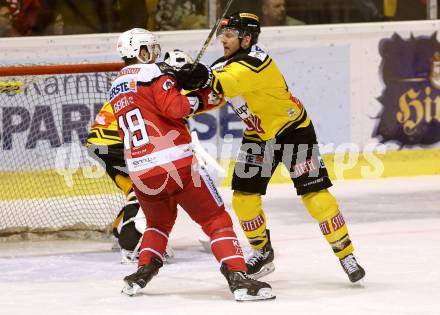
162, 79, 175, 91
158, 62, 174, 72
249, 45, 268, 62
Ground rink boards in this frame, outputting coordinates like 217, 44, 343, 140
0, 148, 438, 201
1, 21, 440, 201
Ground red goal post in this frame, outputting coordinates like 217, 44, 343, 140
0, 62, 127, 241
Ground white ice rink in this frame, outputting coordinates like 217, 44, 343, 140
1, 176, 439, 315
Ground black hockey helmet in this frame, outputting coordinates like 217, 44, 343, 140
220, 12, 261, 45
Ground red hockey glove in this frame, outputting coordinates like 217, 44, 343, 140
187, 87, 224, 115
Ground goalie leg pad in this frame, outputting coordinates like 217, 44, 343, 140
118, 201, 143, 251
302, 189, 354, 258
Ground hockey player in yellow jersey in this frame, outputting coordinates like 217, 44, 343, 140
175, 12, 365, 283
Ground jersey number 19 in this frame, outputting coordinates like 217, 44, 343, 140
118, 108, 150, 149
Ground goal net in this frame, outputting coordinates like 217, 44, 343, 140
0, 63, 126, 241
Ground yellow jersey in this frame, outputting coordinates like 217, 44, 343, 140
86, 101, 122, 146
211, 45, 310, 141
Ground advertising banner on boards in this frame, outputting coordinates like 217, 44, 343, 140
373, 33, 440, 147
2, 21, 440, 174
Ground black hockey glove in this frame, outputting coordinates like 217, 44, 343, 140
175, 63, 213, 90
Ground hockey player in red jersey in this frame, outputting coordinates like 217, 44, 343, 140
86, 49, 194, 264
109, 28, 275, 301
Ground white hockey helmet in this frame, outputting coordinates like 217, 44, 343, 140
163, 49, 194, 70
117, 28, 161, 63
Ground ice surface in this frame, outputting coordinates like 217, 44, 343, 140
1, 176, 439, 315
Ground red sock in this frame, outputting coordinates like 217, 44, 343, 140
210, 229, 246, 272
138, 227, 168, 267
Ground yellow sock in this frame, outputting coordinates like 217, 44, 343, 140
302, 189, 354, 259
232, 191, 268, 250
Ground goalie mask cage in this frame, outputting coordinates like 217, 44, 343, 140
0, 62, 126, 241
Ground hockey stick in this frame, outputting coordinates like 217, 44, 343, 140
192, 0, 235, 67
191, 131, 226, 176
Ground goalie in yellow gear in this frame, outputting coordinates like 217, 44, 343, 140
175, 12, 365, 283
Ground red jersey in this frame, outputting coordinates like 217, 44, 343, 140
109, 62, 199, 178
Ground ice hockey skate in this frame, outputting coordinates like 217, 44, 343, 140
340, 254, 365, 283
220, 264, 275, 301
121, 256, 163, 296
120, 243, 175, 264
246, 230, 275, 280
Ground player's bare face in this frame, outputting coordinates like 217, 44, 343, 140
138, 44, 161, 63
221, 28, 240, 58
